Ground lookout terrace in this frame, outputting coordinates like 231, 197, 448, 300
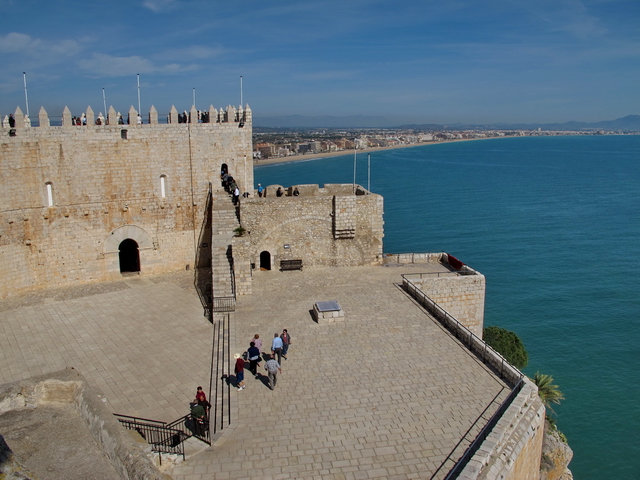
0, 103, 544, 479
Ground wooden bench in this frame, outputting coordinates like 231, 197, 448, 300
280, 259, 303, 271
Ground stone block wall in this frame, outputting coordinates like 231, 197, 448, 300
411, 271, 485, 337
460, 380, 545, 480
232, 185, 384, 293
0, 107, 252, 298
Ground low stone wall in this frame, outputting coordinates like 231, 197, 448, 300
402, 261, 485, 338
0, 368, 169, 480
460, 380, 546, 480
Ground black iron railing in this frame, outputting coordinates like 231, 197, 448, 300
212, 296, 235, 312
441, 379, 526, 480
167, 413, 211, 445
114, 414, 187, 463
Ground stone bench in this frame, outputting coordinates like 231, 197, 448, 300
280, 259, 303, 271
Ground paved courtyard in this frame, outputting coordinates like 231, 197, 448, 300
0, 264, 509, 479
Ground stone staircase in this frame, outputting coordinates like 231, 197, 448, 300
207, 194, 239, 438
211, 196, 239, 301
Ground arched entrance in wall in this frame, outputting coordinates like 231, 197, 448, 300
259, 251, 271, 270
119, 239, 140, 273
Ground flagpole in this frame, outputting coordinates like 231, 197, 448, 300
353, 147, 357, 194
137, 74, 141, 114
240, 76, 243, 107
193, 88, 196, 109
23, 72, 30, 118
368, 153, 371, 192
102, 88, 107, 119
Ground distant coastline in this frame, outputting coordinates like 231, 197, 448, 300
254, 137, 490, 166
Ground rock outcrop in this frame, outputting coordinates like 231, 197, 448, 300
540, 423, 573, 480
0, 434, 37, 480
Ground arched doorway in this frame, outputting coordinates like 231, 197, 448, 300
259, 251, 271, 270
119, 239, 140, 273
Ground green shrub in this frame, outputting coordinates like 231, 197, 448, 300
483, 325, 529, 369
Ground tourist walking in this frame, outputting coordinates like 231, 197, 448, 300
247, 341, 260, 376
234, 353, 246, 390
271, 333, 284, 364
281, 329, 292, 359
233, 185, 240, 205
251, 334, 262, 353
257, 183, 264, 197
264, 354, 282, 390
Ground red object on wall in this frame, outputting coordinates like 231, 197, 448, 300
447, 253, 465, 271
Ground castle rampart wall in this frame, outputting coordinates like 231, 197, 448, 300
0, 106, 252, 298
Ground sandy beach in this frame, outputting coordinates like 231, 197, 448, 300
254, 137, 490, 166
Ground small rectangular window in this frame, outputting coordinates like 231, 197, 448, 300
160, 176, 166, 198
46, 183, 54, 207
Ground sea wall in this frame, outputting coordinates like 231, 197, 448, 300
0, 106, 252, 298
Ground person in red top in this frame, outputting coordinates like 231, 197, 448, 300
234, 353, 246, 390
194, 386, 210, 408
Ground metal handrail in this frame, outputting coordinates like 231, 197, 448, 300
167, 413, 211, 445
442, 379, 526, 480
114, 414, 186, 462
212, 296, 235, 312
400, 275, 527, 478
401, 274, 523, 385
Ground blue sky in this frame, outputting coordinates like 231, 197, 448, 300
1, 0, 639, 125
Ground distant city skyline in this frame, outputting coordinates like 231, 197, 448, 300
1, 0, 639, 125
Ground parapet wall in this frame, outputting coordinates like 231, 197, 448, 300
408, 272, 485, 337
0, 105, 252, 298
390, 253, 485, 337
461, 380, 545, 480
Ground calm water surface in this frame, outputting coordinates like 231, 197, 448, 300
255, 135, 640, 480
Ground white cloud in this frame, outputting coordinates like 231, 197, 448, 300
161, 45, 226, 60
142, 0, 178, 13
0, 32, 82, 57
77, 53, 199, 77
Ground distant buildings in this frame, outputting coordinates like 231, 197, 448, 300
252, 127, 634, 160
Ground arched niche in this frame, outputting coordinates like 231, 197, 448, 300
104, 224, 153, 254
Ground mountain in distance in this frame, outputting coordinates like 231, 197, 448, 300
255, 114, 640, 131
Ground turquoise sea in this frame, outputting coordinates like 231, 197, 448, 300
255, 135, 640, 480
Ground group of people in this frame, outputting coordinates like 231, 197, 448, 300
176, 110, 212, 124
274, 187, 299, 197
221, 167, 243, 205
189, 386, 211, 435
235, 330, 292, 391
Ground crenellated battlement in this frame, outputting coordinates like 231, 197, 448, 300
2, 103, 252, 129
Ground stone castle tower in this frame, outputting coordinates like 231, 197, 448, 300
0, 103, 384, 305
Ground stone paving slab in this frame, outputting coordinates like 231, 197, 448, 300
171, 264, 510, 479
0, 274, 213, 422
0, 264, 510, 479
